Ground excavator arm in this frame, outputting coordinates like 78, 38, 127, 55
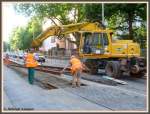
31, 22, 101, 48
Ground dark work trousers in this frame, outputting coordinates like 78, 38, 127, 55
28, 68, 35, 84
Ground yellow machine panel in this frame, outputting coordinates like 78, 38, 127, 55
111, 43, 128, 56
111, 42, 140, 58
127, 43, 140, 56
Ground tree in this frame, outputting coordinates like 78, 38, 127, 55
9, 17, 42, 50
14, 3, 87, 47
84, 4, 102, 23
111, 3, 146, 39
14, 3, 147, 49
133, 22, 146, 48
10, 27, 22, 50
85, 3, 147, 40
3, 41, 10, 52
14, 3, 86, 25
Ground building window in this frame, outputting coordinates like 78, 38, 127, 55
51, 37, 55, 43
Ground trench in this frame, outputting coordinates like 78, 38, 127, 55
8, 65, 87, 90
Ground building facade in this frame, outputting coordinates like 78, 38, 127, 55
41, 18, 77, 57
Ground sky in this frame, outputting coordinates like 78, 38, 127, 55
2, 2, 30, 42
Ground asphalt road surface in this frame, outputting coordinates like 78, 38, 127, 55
3, 65, 147, 111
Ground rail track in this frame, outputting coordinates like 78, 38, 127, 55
6, 59, 70, 75
5, 58, 90, 75
5, 60, 87, 89
5, 58, 146, 79
4, 58, 146, 88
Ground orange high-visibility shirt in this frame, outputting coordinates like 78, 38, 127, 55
25, 53, 38, 68
70, 58, 82, 75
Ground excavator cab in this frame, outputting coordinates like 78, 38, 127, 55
80, 32, 109, 55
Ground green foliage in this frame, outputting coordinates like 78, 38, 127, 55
84, 4, 102, 23
133, 22, 147, 48
14, 3, 86, 24
14, 3, 87, 47
85, 3, 147, 48
13, 3, 147, 49
10, 17, 42, 50
86, 4, 146, 33
3, 41, 10, 52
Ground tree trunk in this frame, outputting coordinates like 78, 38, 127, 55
128, 12, 133, 40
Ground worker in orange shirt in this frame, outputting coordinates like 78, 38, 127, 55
61, 55, 88, 88
24, 49, 38, 84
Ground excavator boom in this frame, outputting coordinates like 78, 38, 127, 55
31, 22, 102, 48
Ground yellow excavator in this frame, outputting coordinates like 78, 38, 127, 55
31, 22, 146, 78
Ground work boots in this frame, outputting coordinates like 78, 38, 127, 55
72, 82, 76, 88
71, 82, 80, 88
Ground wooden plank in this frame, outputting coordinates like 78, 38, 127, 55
102, 76, 127, 85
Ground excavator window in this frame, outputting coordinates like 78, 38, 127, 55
82, 32, 92, 54
92, 33, 109, 46
82, 32, 109, 54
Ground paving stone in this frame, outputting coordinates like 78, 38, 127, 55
3, 91, 14, 109
3, 64, 147, 111
3, 65, 109, 111
63, 85, 146, 110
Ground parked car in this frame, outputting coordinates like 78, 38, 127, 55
34, 53, 46, 63
18, 53, 24, 59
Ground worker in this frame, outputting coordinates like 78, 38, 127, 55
5, 53, 10, 66
61, 55, 88, 88
24, 49, 38, 84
